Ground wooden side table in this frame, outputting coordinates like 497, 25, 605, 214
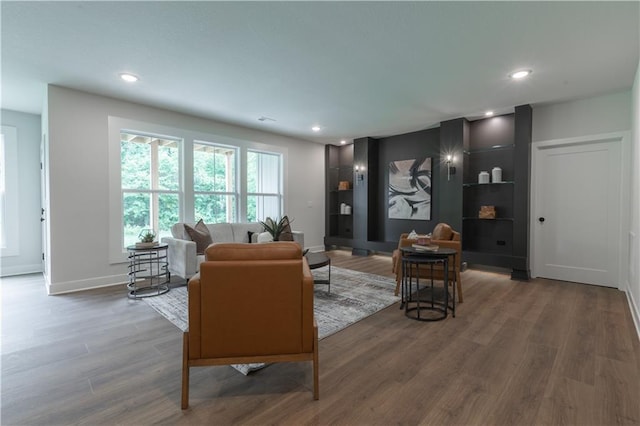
126, 243, 170, 299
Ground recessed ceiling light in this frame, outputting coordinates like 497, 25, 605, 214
120, 73, 139, 83
312, 126, 321, 132
509, 69, 532, 80
340, 140, 346, 145
485, 111, 494, 117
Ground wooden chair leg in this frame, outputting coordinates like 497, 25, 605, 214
394, 276, 401, 296
313, 323, 319, 400
181, 332, 190, 409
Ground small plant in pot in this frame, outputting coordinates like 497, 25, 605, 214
259, 217, 292, 241
136, 229, 157, 248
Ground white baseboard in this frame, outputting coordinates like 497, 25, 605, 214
0, 263, 43, 277
47, 273, 127, 295
625, 282, 640, 342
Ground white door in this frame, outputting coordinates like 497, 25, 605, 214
532, 134, 624, 288
40, 135, 49, 279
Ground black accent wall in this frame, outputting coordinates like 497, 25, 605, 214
377, 127, 441, 249
512, 104, 532, 279
325, 105, 532, 278
439, 118, 466, 232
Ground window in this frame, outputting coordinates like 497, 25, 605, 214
109, 117, 288, 262
0, 126, 19, 257
193, 142, 238, 223
0, 133, 6, 249
246, 150, 282, 222
120, 132, 181, 248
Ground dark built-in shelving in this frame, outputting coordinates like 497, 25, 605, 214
462, 106, 532, 279
325, 145, 354, 246
323, 106, 531, 277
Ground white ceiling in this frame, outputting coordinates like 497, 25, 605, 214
2, 1, 638, 144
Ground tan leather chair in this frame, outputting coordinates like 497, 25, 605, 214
182, 242, 319, 409
391, 223, 463, 303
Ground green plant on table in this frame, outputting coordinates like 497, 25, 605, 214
138, 229, 157, 243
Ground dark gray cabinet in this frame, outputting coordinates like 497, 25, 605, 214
462, 106, 531, 279
325, 144, 354, 247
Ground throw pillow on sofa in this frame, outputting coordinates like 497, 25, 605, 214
184, 219, 213, 254
257, 231, 274, 243
279, 215, 294, 241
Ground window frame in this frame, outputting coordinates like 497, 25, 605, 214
192, 140, 239, 223
120, 131, 182, 249
246, 148, 284, 222
108, 117, 288, 264
0, 125, 20, 257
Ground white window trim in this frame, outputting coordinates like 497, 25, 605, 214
108, 116, 288, 264
193, 140, 240, 223
247, 148, 284, 221
1, 125, 20, 257
108, 118, 186, 264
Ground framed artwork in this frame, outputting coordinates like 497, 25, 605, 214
388, 157, 432, 220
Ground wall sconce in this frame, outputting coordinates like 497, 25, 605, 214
446, 155, 456, 181
354, 164, 366, 184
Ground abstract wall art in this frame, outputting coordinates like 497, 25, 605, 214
388, 158, 432, 220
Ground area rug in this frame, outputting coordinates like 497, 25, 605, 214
143, 266, 400, 373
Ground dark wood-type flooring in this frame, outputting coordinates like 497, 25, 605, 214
2, 250, 639, 425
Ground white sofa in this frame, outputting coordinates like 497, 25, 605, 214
161, 222, 304, 282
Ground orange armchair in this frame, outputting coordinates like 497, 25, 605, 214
391, 223, 463, 303
182, 242, 319, 409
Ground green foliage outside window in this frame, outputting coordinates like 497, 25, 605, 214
121, 135, 180, 247
121, 134, 283, 248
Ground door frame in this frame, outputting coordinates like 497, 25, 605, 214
530, 131, 631, 290
40, 133, 50, 284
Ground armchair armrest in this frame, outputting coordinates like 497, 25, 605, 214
161, 236, 198, 279
392, 249, 401, 274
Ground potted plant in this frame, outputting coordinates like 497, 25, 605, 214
136, 229, 157, 248
259, 217, 292, 241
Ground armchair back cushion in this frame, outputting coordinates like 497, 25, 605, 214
188, 242, 314, 359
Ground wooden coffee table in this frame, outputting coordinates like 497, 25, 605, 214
305, 251, 331, 293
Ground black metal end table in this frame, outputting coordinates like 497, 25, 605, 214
126, 243, 170, 299
399, 246, 457, 321
305, 251, 331, 293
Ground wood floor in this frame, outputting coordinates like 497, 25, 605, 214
2, 250, 639, 425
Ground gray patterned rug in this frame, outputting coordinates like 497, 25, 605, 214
143, 266, 400, 373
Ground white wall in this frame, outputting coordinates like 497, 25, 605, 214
0, 109, 43, 276
532, 90, 631, 142
46, 86, 325, 294
629, 60, 640, 338
533, 88, 639, 339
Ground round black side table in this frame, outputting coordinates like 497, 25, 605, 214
399, 246, 457, 321
126, 243, 170, 299
305, 251, 331, 293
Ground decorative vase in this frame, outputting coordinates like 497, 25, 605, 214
492, 167, 502, 183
